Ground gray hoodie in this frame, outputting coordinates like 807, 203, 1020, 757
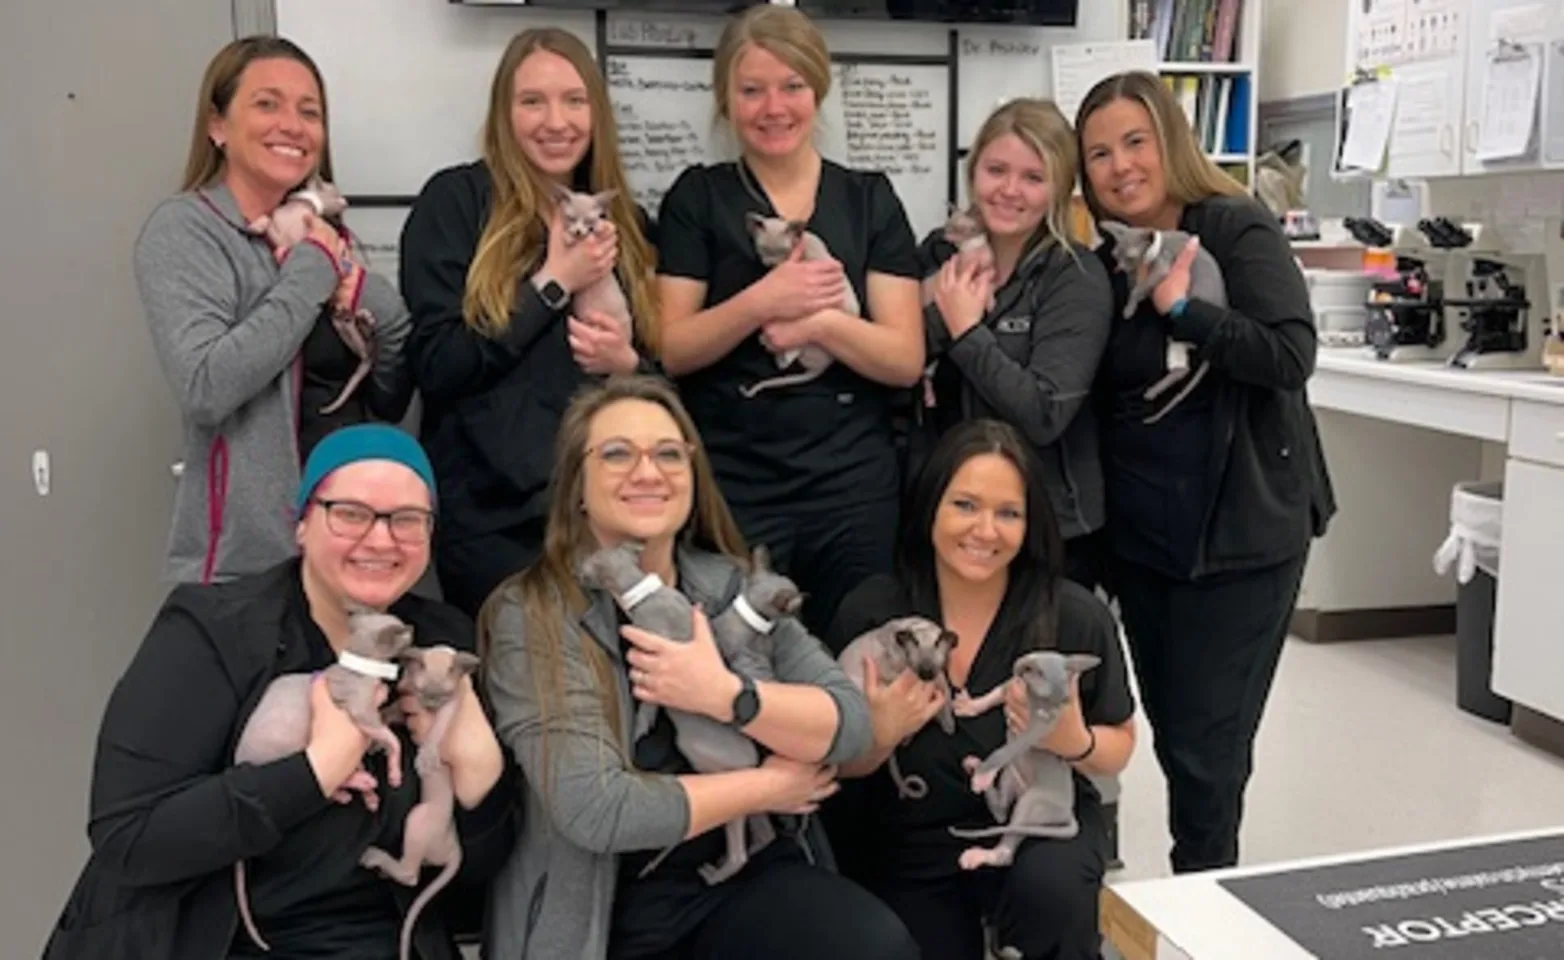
133, 183, 412, 583
483, 546, 871, 959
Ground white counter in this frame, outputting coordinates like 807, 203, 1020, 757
1304, 347, 1564, 728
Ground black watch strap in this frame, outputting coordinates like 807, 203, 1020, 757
730, 672, 760, 728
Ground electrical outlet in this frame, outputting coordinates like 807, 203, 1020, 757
32, 450, 49, 496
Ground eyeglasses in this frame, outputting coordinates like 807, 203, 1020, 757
312, 498, 434, 545
586, 438, 694, 476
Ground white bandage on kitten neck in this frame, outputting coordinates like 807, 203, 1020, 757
620, 573, 664, 609
337, 650, 400, 681
1144, 230, 1164, 260
732, 594, 775, 634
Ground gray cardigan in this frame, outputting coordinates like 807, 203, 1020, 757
133, 182, 412, 583
482, 546, 872, 960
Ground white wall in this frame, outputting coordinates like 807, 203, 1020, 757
1260, 0, 1347, 101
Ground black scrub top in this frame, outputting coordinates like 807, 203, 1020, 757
229, 576, 413, 959
827, 574, 1137, 881
654, 159, 921, 511
609, 610, 802, 958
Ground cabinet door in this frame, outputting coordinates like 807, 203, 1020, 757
1387, 59, 1465, 179
1492, 458, 1564, 718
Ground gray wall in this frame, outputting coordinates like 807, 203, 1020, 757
1, 0, 234, 952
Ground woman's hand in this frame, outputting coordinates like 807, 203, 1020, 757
623, 606, 740, 722
932, 257, 994, 338
1006, 676, 1092, 759
759, 309, 837, 355
863, 655, 946, 749
542, 210, 618, 294
749, 246, 849, 322
304, 673, 372, 799
396, 675, 505, 806
1150, 237, 1201, 315
757, 754, 840, 815
568, 309, 640, 375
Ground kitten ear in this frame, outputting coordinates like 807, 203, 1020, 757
744, 211, 766, 236
752, 543, 772, 571
548, 181, 574, 202
593, 188, 619, 207
1098, 219, 1129, 240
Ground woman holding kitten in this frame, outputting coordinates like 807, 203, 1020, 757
654, 5, 925, 641
481, 375, 919, 960
44, 425, 514, 960
914, 98, 1115, 592
399, 28, 661, 618
829, 419, 1137, 960
1074, 71, 1335, 875
135, 36, 414, 586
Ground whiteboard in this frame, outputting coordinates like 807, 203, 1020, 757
826, 61, 950, 240
607, 56, 724, 216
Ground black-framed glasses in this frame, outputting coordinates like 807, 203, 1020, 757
313, 498, 434, 544
586, 438, 695, 476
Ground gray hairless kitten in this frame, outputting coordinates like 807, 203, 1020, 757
1097, 219, 1228, 425
230, 608, 415, 953
579, 540, 772, 885
247, 174, 378, 415
709, 544, 803, 685
947, 649, 1100, 870
740, 213, 859, 398
360, 644, 481, 960
837, 616, 960, 800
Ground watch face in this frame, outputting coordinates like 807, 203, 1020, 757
734, 687, 760, 724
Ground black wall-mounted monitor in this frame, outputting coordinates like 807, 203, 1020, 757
454, 0, 1078, 27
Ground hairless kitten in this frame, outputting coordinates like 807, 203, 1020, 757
740, 213, 858, 398
551, 184, 634, 344
947, 649, 1100, 870
579, 540, 774, 884
230, 608, 415, 952
708, 544, 803, 686
360, 644, 481, 960
1097, 219, 1227, 425
837, 616, 960, 800
247, 174, 378, 415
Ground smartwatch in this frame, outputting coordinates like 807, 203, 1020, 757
534, 274, 570, 311
729, 672, 761, 728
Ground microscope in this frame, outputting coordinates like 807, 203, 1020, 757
1346, 216, 1459, 363
1438, 224, 1548, 371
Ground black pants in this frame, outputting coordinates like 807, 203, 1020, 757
872, 804, 1108, 960
434, 524, 543, 620
637, 860, 920, 960
730, 496, 899, 646
1112, 550, 1308, 873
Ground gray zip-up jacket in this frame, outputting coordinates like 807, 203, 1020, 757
482, 546, 872, 959
133, 182, 413, 583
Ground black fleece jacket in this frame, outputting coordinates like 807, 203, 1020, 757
1094, 194, 1336, 579
42, 560, 517, 960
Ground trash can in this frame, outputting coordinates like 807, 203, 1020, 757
1432, 481, 1512, 724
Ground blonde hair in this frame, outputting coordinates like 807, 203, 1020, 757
1073, 70, 1246, 221
713, 6, 832, 127
479, 376, 748, 779
463, 29, 660, 353
181, 36, 334, 192
966, 98, 1079, 259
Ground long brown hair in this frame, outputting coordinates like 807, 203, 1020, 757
966, 98, 1080, 262
463, 29, 660, 353
181, 36, 334, 192
479, 376, 747, 777
1073, 70, 1246, 222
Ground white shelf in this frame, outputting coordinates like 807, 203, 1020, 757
1158, 60, 1255, 74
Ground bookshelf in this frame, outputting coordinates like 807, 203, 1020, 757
1128, 0, 1262, 187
